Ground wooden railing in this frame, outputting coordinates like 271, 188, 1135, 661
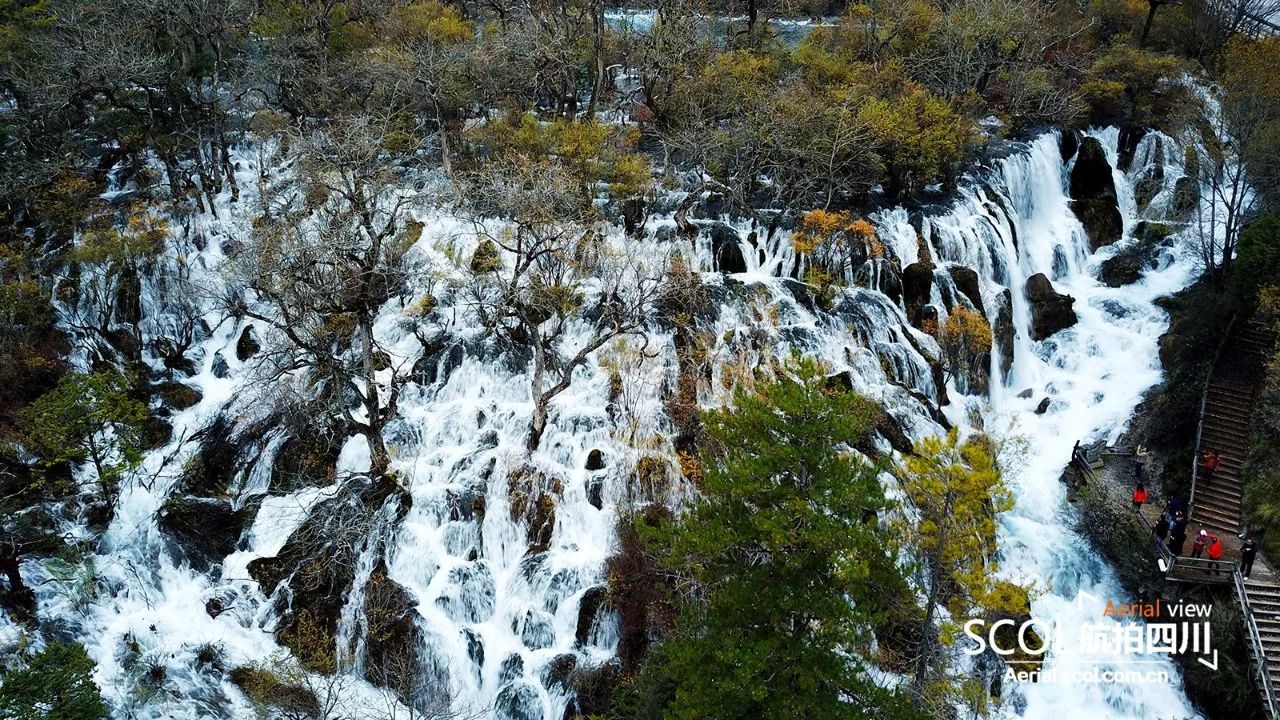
1187, 313, 1237, 525
1236, 568, 1279, 718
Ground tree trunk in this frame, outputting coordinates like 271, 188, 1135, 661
1140, 1, 1161, 48
528, 397, 549, 452
587, 0, 606, 118
0, 552, 25, 595
360, 319, 391, 477
528, 340, 549, 452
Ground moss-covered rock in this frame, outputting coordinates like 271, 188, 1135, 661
158, 496, 254, 572
1025, 273, 1078, 340
153, 381, 202, 411
249, 474, 411, 674
1069, 137, 1123, 250
1099, 222, 1174, 287
361, 561, 423, 696
507, 465, 562, 555
229, 666, 319, 717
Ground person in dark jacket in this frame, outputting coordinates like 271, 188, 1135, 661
1154, 511, 1171, 542
1171, 511, 1188, 536
1242, 537, 1259, 579
1169, 524, 1188, 556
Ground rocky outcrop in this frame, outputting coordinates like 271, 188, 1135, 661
993, 289, 1015, 376
361, 561, 424, 696
1069, 137, 1123, 250
708, 223, 747, 274
249, 474, 411, 674
902, 261, 935, 326
1099, 221, 1175, 287
948, 265, 985, 315
1025, 273, 1078, 340
158, 496, 254, 572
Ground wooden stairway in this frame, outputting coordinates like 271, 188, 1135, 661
1193, 382, 1254, 534
1187, 318, 1279, 716
1192, 319, 1272, 534
1245, 577, 1280, 712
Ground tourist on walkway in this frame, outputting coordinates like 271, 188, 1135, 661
1242, 537, 1259, 579
1154, 511, 1171, 542
1202, 451, 1222, 484
1170, 524, 1188, 556
1172, 510, 1188, 537
1207, 534, 1224, 574
1192, 530, 1212, 558
1133, 482, 1149, 510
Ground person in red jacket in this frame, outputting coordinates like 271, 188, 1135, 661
1202, 451, 1222, 484
1207, 533, 1224, 575
1192, 530, 1211, 558
1133, 482, 1149, 510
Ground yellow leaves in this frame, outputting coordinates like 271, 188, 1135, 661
389, 1, 473, 45
677, 449, 704, 488
793, 210, 879, 256
475, 114, 649, 200
1223, 37, 1280, 105
607, 153, 652, 199
71, 203, 168, 267
898, 428, 1025, 623
941, 306, 992, 355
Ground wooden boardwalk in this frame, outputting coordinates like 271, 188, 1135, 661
1173, 320, 1277, 714
1077, 318, 1278, 715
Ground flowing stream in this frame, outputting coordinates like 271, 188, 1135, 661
12, 125, 1216, 720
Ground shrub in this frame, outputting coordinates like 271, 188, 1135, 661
0, 642, 108, 720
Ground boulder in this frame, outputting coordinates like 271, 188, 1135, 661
708, 224, 747, 274
211, 351, 230, 379
947, 265, 985, 315
154, 381, 202, 412
236, 326, 260, 361
992, 289, 1015, 376
585, 449, 605, 471
1059, 130, 1080, 162
575, 586, 608, 645
1069, 137, 1123, 250
1025, 273, 1078, 340
1035, 397, 1051, 414
1099, 222, 1174, 287
902, 261, 935, 326
158, 496, 254, 572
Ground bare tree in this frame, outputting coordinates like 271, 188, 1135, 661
230, 114, 424, 476
459, 159, 662, 451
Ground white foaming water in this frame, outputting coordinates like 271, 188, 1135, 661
11, 124, 1219, 720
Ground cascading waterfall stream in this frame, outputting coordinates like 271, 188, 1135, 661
12, 124, 1216, 720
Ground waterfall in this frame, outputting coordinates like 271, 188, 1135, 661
14, 125, 1211, 720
